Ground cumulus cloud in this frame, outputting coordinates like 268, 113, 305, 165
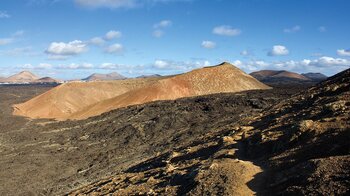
99, 63, 123, 69
46, 40, 88, 57
153, 20, 172, 28
89, 37, 106, 45
37, 63, 53, 69
283, 25, 301, 33
153, 59, 211, 71
201, 41, 216, 49
58, 63, 94, 69
74, 0, 138, 9
213, 25, 241, 36
311, 56, 350, 67
154, 60, 169, 68
105, 43, 124, 54
105, 30, 122, 40
337, 49, 350, 56
0, 11, 10, 18
18, 63, 53, 70
235, 56, 349, 75
268, 45, 289, 56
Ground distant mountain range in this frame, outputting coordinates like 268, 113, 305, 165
136, 74, 162, 78
0, 71, 162, 84
250, 70, 327, 84
82, 72, 127, 81
301, 72, 328, 81
1, 69, 327, 85
14, 62, 271, 120
0, 71, 61, 84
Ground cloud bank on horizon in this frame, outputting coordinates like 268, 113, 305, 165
0, 0, 349, 79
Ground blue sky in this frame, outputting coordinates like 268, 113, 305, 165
0, 0, 349, 79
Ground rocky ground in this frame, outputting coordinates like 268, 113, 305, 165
242, 68, 350, 195
0, 84, 300, 195
69, 69, 350, 195
0, 68, 349, 195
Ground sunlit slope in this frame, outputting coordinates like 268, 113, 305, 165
70, 62, 271, 119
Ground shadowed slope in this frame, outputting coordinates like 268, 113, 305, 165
251, 70, 310, 80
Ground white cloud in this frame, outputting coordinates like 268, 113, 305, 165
337, 49, 350, 57
74, 0, 138, 9
0, 11, 10, 18
311, 56, 350, 67
58, 63, 94, 69
153, 59, 211, 71
152, 30, 164, 38
154, 60, 169, 68
89, 37, 106, 45
18, 63, 53, 70
105, 43, 124, 54
99, 63, 122, 69
37, 63, 53, 69
153, 20, 172, 28
213, 25, 241, 36
0, 38, 14, 46
201, 41, 216, 49
46, 40, 88, 56
105, 30, 122, 40
235, 56, 349, 75
268, 45, 289, 56
283, 25, 301, 33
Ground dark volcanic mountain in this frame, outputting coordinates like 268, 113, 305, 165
136, 74, 162, 78
302, 72, 328, 81
83, 72, 127, 81
33, 77, 61, 84
250, 70, 311, 84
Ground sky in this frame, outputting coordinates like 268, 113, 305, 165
0, 0, 350, 79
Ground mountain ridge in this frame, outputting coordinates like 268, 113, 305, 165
14, 62, 270, 120
83, 72, 127, 81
